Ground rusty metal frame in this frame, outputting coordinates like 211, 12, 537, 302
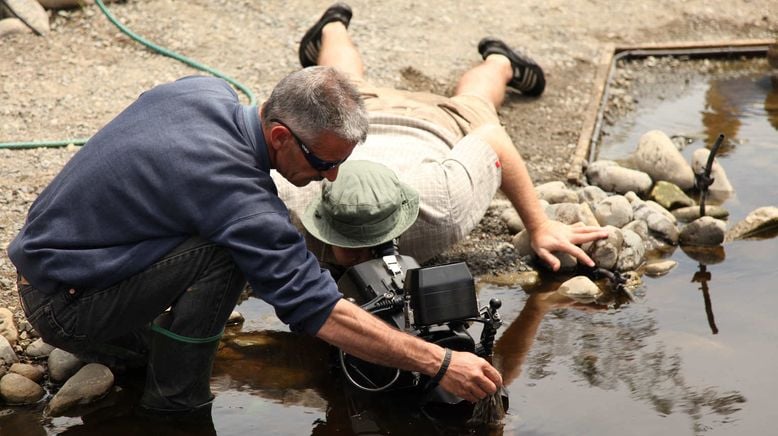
566, 39, 774, 185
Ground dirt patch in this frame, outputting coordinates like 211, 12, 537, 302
1, 0, 775, 323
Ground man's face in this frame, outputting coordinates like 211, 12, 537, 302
273, 124, 355, 187
331, 245, 373, 267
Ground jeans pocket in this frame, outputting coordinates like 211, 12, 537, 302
44, 293, 87, 341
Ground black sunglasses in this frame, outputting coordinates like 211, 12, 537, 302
271, 119, 345, 171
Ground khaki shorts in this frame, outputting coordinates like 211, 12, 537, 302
355, 82, 501, 140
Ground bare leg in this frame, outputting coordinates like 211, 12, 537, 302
318, 22, 365, 81
454, 55, 513, 109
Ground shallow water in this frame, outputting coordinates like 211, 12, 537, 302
3, 62, 777, 435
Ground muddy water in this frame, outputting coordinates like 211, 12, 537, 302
3, 64, 777, 435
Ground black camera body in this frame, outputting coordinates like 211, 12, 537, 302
335, 251, 502, 398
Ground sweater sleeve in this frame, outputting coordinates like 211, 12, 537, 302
209, 207, 342, 335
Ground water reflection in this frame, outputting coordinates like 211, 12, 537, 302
702, 73, 777, 155
503, 286, 746, 433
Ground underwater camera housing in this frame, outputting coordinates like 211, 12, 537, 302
335, 241, 504, 403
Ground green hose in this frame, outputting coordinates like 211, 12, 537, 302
0, 0, 256, 150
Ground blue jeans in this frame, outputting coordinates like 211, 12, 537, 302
18, 237, 246, 369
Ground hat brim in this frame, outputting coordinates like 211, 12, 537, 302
301, 182, 420, 249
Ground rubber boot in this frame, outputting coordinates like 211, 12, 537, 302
139, 313, 222, 414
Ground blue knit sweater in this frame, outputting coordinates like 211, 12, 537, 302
8, 76, 340, 335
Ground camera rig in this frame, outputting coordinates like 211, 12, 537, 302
334, 242, 504, 401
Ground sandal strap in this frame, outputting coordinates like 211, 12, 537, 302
478, 37, 545, 97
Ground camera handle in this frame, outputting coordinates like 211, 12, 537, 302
474, 298, 503, 357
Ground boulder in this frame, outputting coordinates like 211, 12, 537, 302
644, 259, 678, 277
25, 338, 55, 359
0, 373, 44, 405
0, 335, 18, 366
500, 207, 524, 233
536, 181, 579, 204
38, 0, 95, 9
691, 148, 734, 195
650, 181, 694, 210
0, 17, 31, 37
9, 363, 45, 383
725, 206, 778, 241
586, 160, 653, 195
594, 195, 633, 228
617, 229, 645, 271
672, 205, 729, 223
49, 348, 84, 383
578, 185, 609, 208
680, 216, 726, 246
557, 276, 602, 303
0, 308, 18, 346
633, 130, 695, 189
46, 363, 114, 416
584, 225, 623, 270
1, 0, 49, 35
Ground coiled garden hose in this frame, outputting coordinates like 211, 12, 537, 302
0, 0, 256, 149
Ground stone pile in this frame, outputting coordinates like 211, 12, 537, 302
0, 308, 244, 415
503, 129, 778, 299
0, 306, 115, 416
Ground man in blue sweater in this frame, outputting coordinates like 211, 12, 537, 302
9, 67, 502, 414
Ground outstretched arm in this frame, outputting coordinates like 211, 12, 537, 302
316, 299, 502, 402
470, 124, 607, 270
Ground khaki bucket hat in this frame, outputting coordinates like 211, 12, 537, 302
302, 160, 420, 248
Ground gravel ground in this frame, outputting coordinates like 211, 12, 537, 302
0, 0, 775, 323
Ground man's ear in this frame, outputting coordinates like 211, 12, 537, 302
267, 124, 288, 152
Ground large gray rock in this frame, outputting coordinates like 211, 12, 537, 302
578, 202, 600, 226
672, 205, 729, 223
623, 219, 649, 241
650, 181, 694, 210
594, 195, 633, 228
536, 181, 579, 204
0, 308, 18, 346
553, 251, 579, 272
0, 373, 44, 405
585, 225, 623, 270
578, 185, 609, 208
644, 259, 678, 277
49, 348, 84, 383
500, 207, 524, 233
546, 202, 583, 225
617, 229, 645, 271
633, 202, 679, 244
511, 229, 534, 258
633, 130, 695, 189
691, 148, 734, 195
46, 363, 114, 417
645, 200, 678, 224
0, 335, 18, 366
38, 0, 95, 9
586, 160, 653, 195
9, 363, 45, 383
0, 17, 31, 37
680, 216, 726, 246
25, 338, 55, 359
557, 276, 602, 303
1, 0, 49, 35
725, 206, 778, 241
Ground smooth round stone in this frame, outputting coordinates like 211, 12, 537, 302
9, 363, 45, 383
644, 259, 678, 277
0, 373, 44, 405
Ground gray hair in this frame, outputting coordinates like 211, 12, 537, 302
262, 66, 368, 146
